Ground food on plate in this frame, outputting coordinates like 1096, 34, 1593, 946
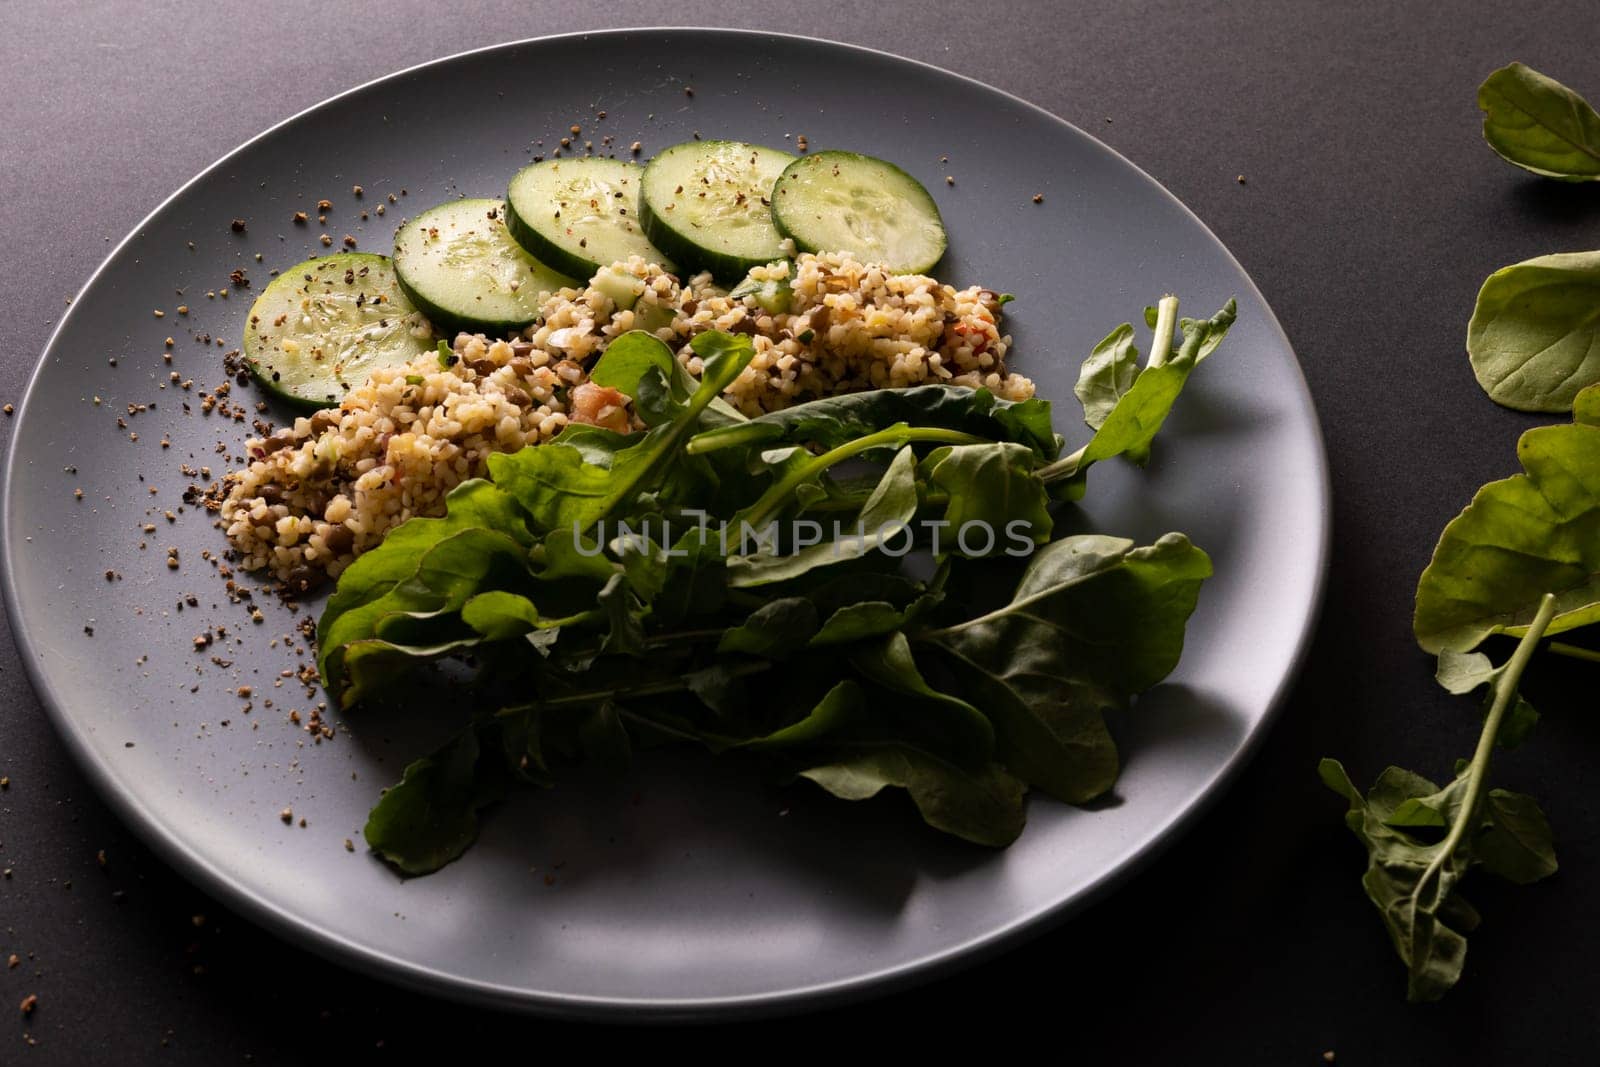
223, 251, 1030, 587
771, 150, 948, 274
639, 139, 796, 279
392, 198, 575, 332
217, 136, 1236, 871
504, 157, 671, 281
241, 252, 433, 411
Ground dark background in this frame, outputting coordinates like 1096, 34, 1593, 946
4, 1, 1598, 1061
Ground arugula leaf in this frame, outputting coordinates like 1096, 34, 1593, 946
923, 442, 1053, 552
797, 751, 1027, 847
1413, 397, 1600, 652
320, 526, 535, 706
688, 384, 1061, 460
1321, 593, 1561, 1001
727, 444, 920, 585
318, 481, 530, 653
921, 533, 1211, 803
363, 721, 510, 875
1074, 322, 1140, 430
589, 330, 692, 426
738, 680, 1025, 846
490, 330, 758, 533
810, 598, 930, 646
1045, 297, 1236, 496
1466, 252, 1600, 413
1478, 62, 1600, 181
487, 443, 619, 533
717, 597, 820, 657
1434, 650, 1540, 749
848, 632, 996, 765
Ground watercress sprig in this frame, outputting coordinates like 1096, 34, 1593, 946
1321, 594, 1560, 1002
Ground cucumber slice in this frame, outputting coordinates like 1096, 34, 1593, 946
639, 140, 796, 280
771, 151, 948, 274
729, 260, 793, 315
242, 253, 432, 411
504, 158, 671, 281
392, 198, 574, 333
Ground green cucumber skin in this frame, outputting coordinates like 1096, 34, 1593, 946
243, 252, 429, 412
770, 150, 948, 275
504, 158, 671, 282
250, 369, 335, 413
638, 140, 796, 281
392, 199, 571, 334
501, 192, 600, 282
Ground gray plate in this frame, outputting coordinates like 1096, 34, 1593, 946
1, 29, 1328, 1019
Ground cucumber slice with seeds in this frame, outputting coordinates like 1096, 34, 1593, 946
242, 253, 432, 411
504, 158, 671, 281
392, 198, 574, 333
640, 140, 796, 280
771, 150, 948, 274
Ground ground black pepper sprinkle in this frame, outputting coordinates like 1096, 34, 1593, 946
230, 218, 246, 233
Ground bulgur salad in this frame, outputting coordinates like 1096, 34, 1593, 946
218, 138, 1237, 873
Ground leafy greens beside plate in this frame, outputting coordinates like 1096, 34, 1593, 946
1321, 54, 1600, 1001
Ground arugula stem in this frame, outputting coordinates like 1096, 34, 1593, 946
740, 425, 986, 529
796, 488, 951, 514
1411, 593, 1558, 921
539, 660, 773, 709
1547, 639, 1600, 664
644, 628, 729, 647
1035, 444, 1088, 484
1032, 294, 1182, 485
1145, 294, 1181, 369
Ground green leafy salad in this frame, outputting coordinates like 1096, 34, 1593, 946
313, 297, 1238, 874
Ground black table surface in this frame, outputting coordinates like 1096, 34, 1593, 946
4, 1, 1599, 1061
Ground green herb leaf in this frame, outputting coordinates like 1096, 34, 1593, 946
797, 750, 1027, 847
1466, 252, 1600, 413
922, 533, 1211, 803
320, 525, 534, 706
728, 444, 920, 585
848, 632, 996, 765
1478, 62, 1600, 181
717, 597, 820, 657
589, 330, 691, 426
363, 721, 509, 875
1046, 298, 1236, 496
1414, 402, 1600, 652
924, 442, 1053, 552
1074, 323, 1140, 430
1322, 593, 1561, 1001
688, 385, 1060, 461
